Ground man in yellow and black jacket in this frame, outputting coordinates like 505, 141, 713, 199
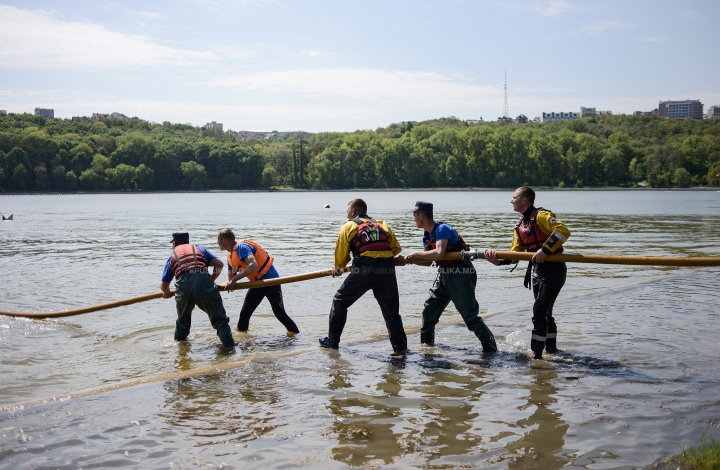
486, 186, 570, 359
319, 198, 408, 355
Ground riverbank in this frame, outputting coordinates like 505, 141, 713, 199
1, 186, 719, 196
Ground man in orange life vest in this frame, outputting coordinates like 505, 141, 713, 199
160, 232, 235, 348
485, 186, 570, 359
216, 228, 299, 336
405, 201, 498, 353
319, 198, 408, 355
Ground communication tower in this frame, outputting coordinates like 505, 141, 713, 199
503, 70, 509, 119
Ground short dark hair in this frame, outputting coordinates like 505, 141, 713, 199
217, 228, 236, 241
415, 210, 433, 220
348, 198, 367, 213
517, 186, 535, 204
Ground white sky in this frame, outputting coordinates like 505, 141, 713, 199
1, 0, 718, 132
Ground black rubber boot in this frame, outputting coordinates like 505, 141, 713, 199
420, 331, 435, 345
545, 335, 557, 354
483, 337, 498, 353
319, 337, 339, 349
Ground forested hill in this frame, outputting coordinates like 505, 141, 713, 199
1, 113, 719, 192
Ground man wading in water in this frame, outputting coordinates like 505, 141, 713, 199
216, 228, 300, 337
485, 186, 570, 359
319, 198, 408, 357
160, 232, 235, 349
405, 201, 498, 353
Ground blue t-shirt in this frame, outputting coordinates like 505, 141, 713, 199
161, 245, 217, 283
423, 222, 460, 248
228, 242, 279, 280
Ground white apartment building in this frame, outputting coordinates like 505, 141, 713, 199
205, 121, 223, 131
541, 111, 579, 122
706, 105, 720, 119
658, 100, 703, 119
580, 107, 596, 116
34, 108, 54, 119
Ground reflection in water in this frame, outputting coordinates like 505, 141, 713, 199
326, 356, 405, 467
506, 368, 569, 469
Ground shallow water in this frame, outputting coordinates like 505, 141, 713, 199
1, 190, 719, 469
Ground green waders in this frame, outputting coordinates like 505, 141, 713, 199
419, 260, 497, 352
174, 271, 234, 348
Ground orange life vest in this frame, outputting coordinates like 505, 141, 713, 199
515, 207, 563, 253
171, 244, 208, 277
227, 240, 274, 282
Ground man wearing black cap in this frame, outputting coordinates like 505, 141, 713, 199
405, 202, 498, 352
160, 232, 235, 348
318, 198, 408, 355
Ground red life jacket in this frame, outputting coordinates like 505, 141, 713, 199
423, 222, 470, 267
227, 240, 274, 282
171, 244, 208, 277
351, 217, 392, 256
515, 207, 564, 253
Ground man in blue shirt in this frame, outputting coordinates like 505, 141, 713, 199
405, 201, 497, 352
216, 228, 299, 336
161, 232, 235, 348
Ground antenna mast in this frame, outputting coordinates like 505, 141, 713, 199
503, 70, 509, 119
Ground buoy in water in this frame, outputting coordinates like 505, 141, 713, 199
2, 213, 13, 220
324, 204, 330, 209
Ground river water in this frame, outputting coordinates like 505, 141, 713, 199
1, 190, 719, 469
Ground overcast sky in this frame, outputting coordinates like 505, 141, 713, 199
1, 0, 718, 132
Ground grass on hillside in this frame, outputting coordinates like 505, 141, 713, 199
667, 435, 720, 470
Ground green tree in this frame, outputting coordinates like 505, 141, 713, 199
71, 143, 94, 174
65, 170, 77, 191
12, 163, 28, 189
106, 164, 137, 190
135, 164, 154, 190
79, 169, 107, 190
261, 165, 278, 188
34, 164, 48, 189
181, 161, 207, 189
673, 167, 691, 187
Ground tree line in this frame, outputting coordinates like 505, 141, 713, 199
1, 113, 719, 192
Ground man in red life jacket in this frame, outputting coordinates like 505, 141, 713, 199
216, 228, 299, 336
319, 198, 408, 355
485, 187, 570, 359
160, 232, 235, 349
405, 201, 498, 353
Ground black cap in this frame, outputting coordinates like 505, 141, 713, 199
171, 232, 190, 244
411, 201, 433, 213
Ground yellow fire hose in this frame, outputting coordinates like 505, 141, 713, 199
1, 252, 719, 319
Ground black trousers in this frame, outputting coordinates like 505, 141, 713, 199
328, 257, 407, 352
237, 284, 299, 333
530, 262, 567, 357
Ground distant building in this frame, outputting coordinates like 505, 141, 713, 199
205, 121, 223, 131
580, 107, 596, 116
109, 112, 127, 120
515, 114, 529, 124
706, 105, 720, 119
634, 109, 658, 117
658, 99, 703, 119
92, 113, 109, 120
541, 111, 579, 122
497, 116, 513, 124
597, 110, 613, 115
0, 110, 7, 115
71, 116, 82, 122
34, 108, 54, 119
